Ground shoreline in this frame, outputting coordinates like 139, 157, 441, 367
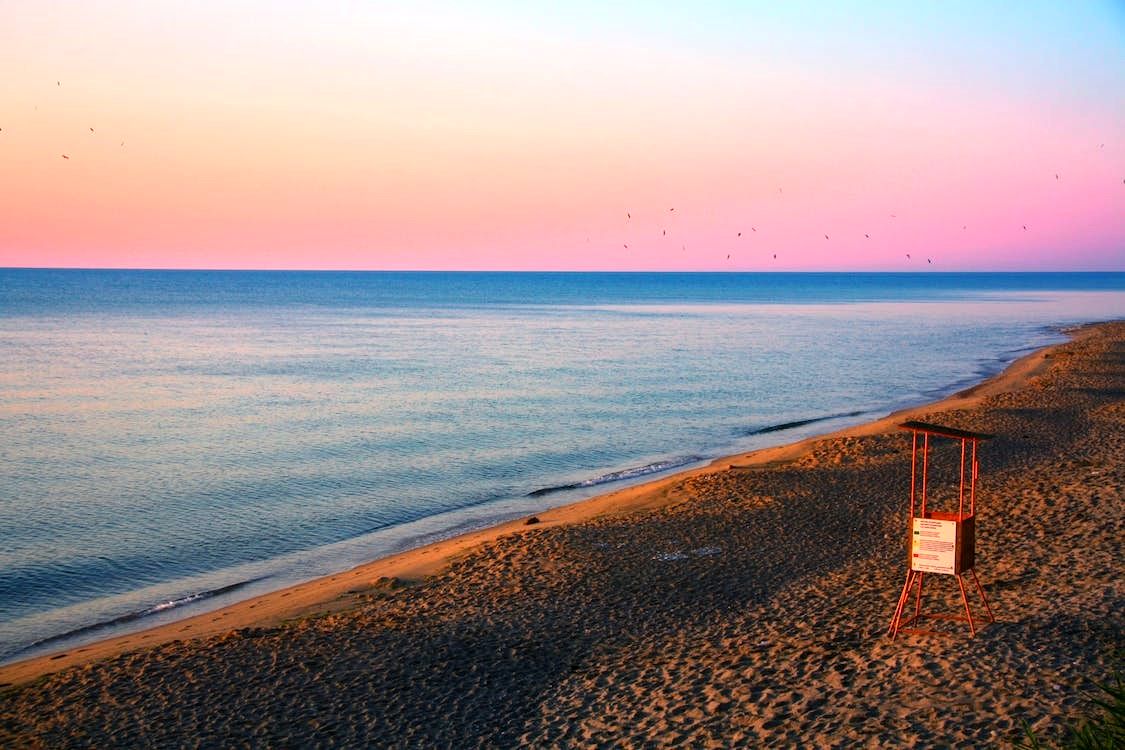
0, 321, 1086, 689
3, 319, 1121, 746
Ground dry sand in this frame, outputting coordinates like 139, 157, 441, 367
1, 321, 1121, 748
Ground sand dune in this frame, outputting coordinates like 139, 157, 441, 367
1, 321, 1121, 748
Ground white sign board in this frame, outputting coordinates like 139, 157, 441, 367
911, 517, 957, 575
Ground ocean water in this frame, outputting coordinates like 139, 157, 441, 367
1, 270, 1123, 663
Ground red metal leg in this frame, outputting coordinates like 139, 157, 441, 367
888, 570, 916, 639
956, 574, 976, 637
970, 568, 995, 622
913, 572, 925, 625
958, 439, 966, 517
910, 432, 917, 517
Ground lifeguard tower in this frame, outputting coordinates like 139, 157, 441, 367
888, 421, 995, 639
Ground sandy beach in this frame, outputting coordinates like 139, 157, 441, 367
1, 320, 1121, 747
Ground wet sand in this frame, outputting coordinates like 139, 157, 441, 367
1, 321, 1122, 747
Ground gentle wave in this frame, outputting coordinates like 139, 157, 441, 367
11, 577, 268, 658
746, 410, 868, 436
527, 456, 705, 497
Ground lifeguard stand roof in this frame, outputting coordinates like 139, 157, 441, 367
898, 421, 993, 441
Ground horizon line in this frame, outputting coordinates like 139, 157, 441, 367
4, 266, 1125, 275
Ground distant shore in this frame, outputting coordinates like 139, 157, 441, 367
2, 320, 1122, 747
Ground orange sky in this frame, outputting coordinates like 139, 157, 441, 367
2, 2, 1123, 270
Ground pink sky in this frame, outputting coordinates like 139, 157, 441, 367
1, 2, 1122, 271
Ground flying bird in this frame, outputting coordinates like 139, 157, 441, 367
669, 207, 675, 212
89, 128, 94, 133
727, 254, 731, 259
61, 154, 69, 159
57, 81, 60, 86
624, 244, 629, 249
773, 253, 777, 259
1023, 225, 1028, 230
752, 227, 756, 232
906, 254, 911, 259
737, 232, 741, 237
1055, 173, 1059, 180
662, 229, 666, 236
627, 212, 631, 220
927, 259, 932, 264
824, 234, 829, 240
864, 234, 869, 238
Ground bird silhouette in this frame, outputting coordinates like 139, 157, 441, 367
751, 227, 756, 232
61, 154, 68, 159
57, 81, 60, 86
824, 234, 829, 240
89, 128, 94, 133
864, 234, 869, 238
662, 229, 666, 236
737, 232, 741, 237
669, 207, 675, 212
773, 253, 777, 259
906, 254, 911, 259
727, 254, 731, 259
624, 244, 629, 249
1055, 173, 1059, 180
1023, 225, 1027, 230
927, 258, 932, 264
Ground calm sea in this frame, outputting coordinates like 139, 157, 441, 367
2, 270, 1123, 662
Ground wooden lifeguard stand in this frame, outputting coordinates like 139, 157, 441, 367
888, 421, 996, 639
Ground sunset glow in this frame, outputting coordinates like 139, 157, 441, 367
1, 2, 1122, 271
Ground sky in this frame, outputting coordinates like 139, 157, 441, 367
1, 1, 1122, 271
